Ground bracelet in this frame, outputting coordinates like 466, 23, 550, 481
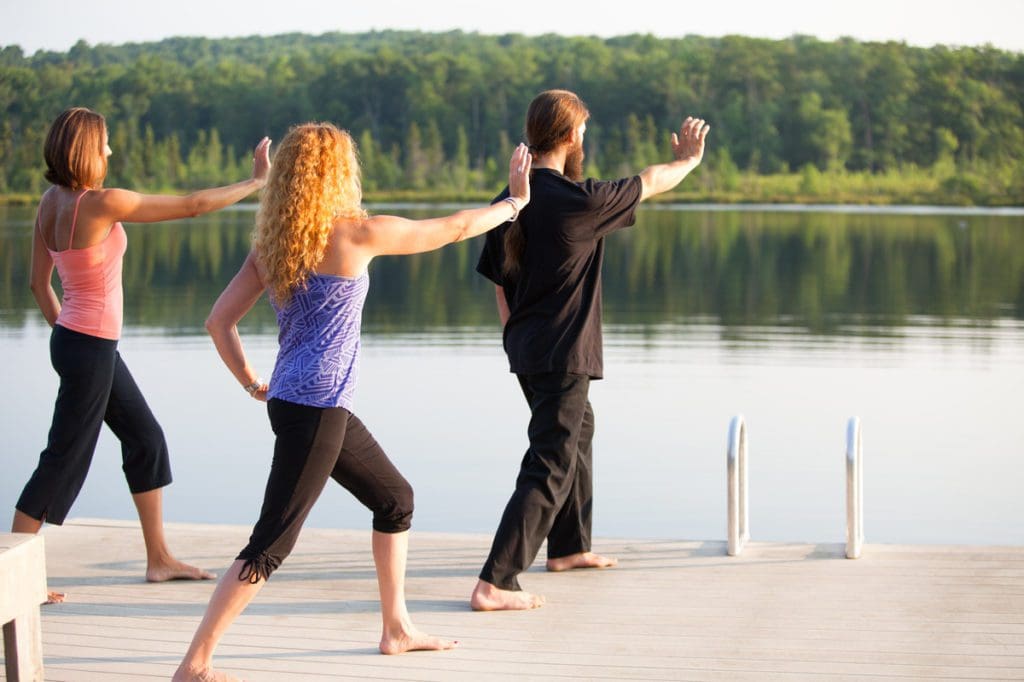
243, 378, 263, 396
503, 196, 521, 222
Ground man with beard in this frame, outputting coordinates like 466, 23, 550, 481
471, 89, 710, 611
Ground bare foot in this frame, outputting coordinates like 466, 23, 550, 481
379, 626, 458, 655
172, 663, 243, 681
470, 579, 544, 611
546, 551, 617, 572
146, 559, 216, 583
45, 591, 66, 604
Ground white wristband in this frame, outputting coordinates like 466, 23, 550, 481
503, 196, 521, 222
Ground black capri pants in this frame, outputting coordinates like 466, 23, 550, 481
17, 324, 172, 525
236, 398, 414, 583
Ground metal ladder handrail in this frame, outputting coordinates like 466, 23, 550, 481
846, 417, 864, 559
727, 414, 749, 556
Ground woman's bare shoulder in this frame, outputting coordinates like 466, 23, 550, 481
332, 214, 375, 243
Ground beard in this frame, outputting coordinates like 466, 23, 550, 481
564, 140, 585, 181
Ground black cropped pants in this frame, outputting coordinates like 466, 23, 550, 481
236, 398, 414, 582
479, 372, 595, 591
17, 325, 172, 525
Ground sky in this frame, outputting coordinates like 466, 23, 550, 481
1, 0, 1023, 54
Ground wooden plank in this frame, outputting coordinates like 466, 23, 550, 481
40, 618, 1024, 658
6, 520, 1020, 682
2, 610, 44, 682
0, 534, 46, 682
0, 535, 47, 623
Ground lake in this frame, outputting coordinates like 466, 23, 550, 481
1, 203, 1022, 547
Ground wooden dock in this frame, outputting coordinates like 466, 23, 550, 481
3, 518, 1022, 681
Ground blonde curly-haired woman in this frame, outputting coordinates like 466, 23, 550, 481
173, 122, 531, 682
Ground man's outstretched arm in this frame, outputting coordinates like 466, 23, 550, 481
639, 116, 710, 201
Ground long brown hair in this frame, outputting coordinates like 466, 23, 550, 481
43, 107, 108, 189
253, 122, 367, 304
503, 89, 590, 279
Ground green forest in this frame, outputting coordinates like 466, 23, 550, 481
1, 30, 1022, 205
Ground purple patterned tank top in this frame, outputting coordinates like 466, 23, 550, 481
268, 272, 369, 410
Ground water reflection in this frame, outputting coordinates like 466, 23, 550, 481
2, 204, 1022, 545
1, 204, 1022, 340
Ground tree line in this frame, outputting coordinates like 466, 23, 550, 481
1, 30, 1022, 204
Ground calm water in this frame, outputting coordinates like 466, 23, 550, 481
1, 203, 1022, 546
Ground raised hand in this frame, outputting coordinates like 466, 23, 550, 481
251, 137, 272, 186
671, 117, 710, 165
508, 143, 533, 206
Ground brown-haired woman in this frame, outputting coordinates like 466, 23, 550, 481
173, 123, 531, 681
15, 107, 271, 601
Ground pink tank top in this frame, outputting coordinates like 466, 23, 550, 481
46, 190, 127, 340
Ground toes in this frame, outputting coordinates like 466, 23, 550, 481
148, 563, 216, 582
411, 633, 457, 652
548, 552, 617, 570
433, 636, 458, 650
380, 633, 458, 655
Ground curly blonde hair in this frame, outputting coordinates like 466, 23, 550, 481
254, 123, 366, 304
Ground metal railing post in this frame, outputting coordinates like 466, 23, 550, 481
845, 417, 864, 559
727, 415, 749, 556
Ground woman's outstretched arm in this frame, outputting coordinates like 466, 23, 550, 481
97, 137, 272, 224
358, 143, 532, 257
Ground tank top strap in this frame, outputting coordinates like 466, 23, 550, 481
67, 190, 88, 250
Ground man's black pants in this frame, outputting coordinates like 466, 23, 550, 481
479, 372, 595, 591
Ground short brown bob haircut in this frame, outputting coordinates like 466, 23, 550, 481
44, 107, 108, 189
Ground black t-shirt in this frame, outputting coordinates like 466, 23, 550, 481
476, 168, 643, 379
